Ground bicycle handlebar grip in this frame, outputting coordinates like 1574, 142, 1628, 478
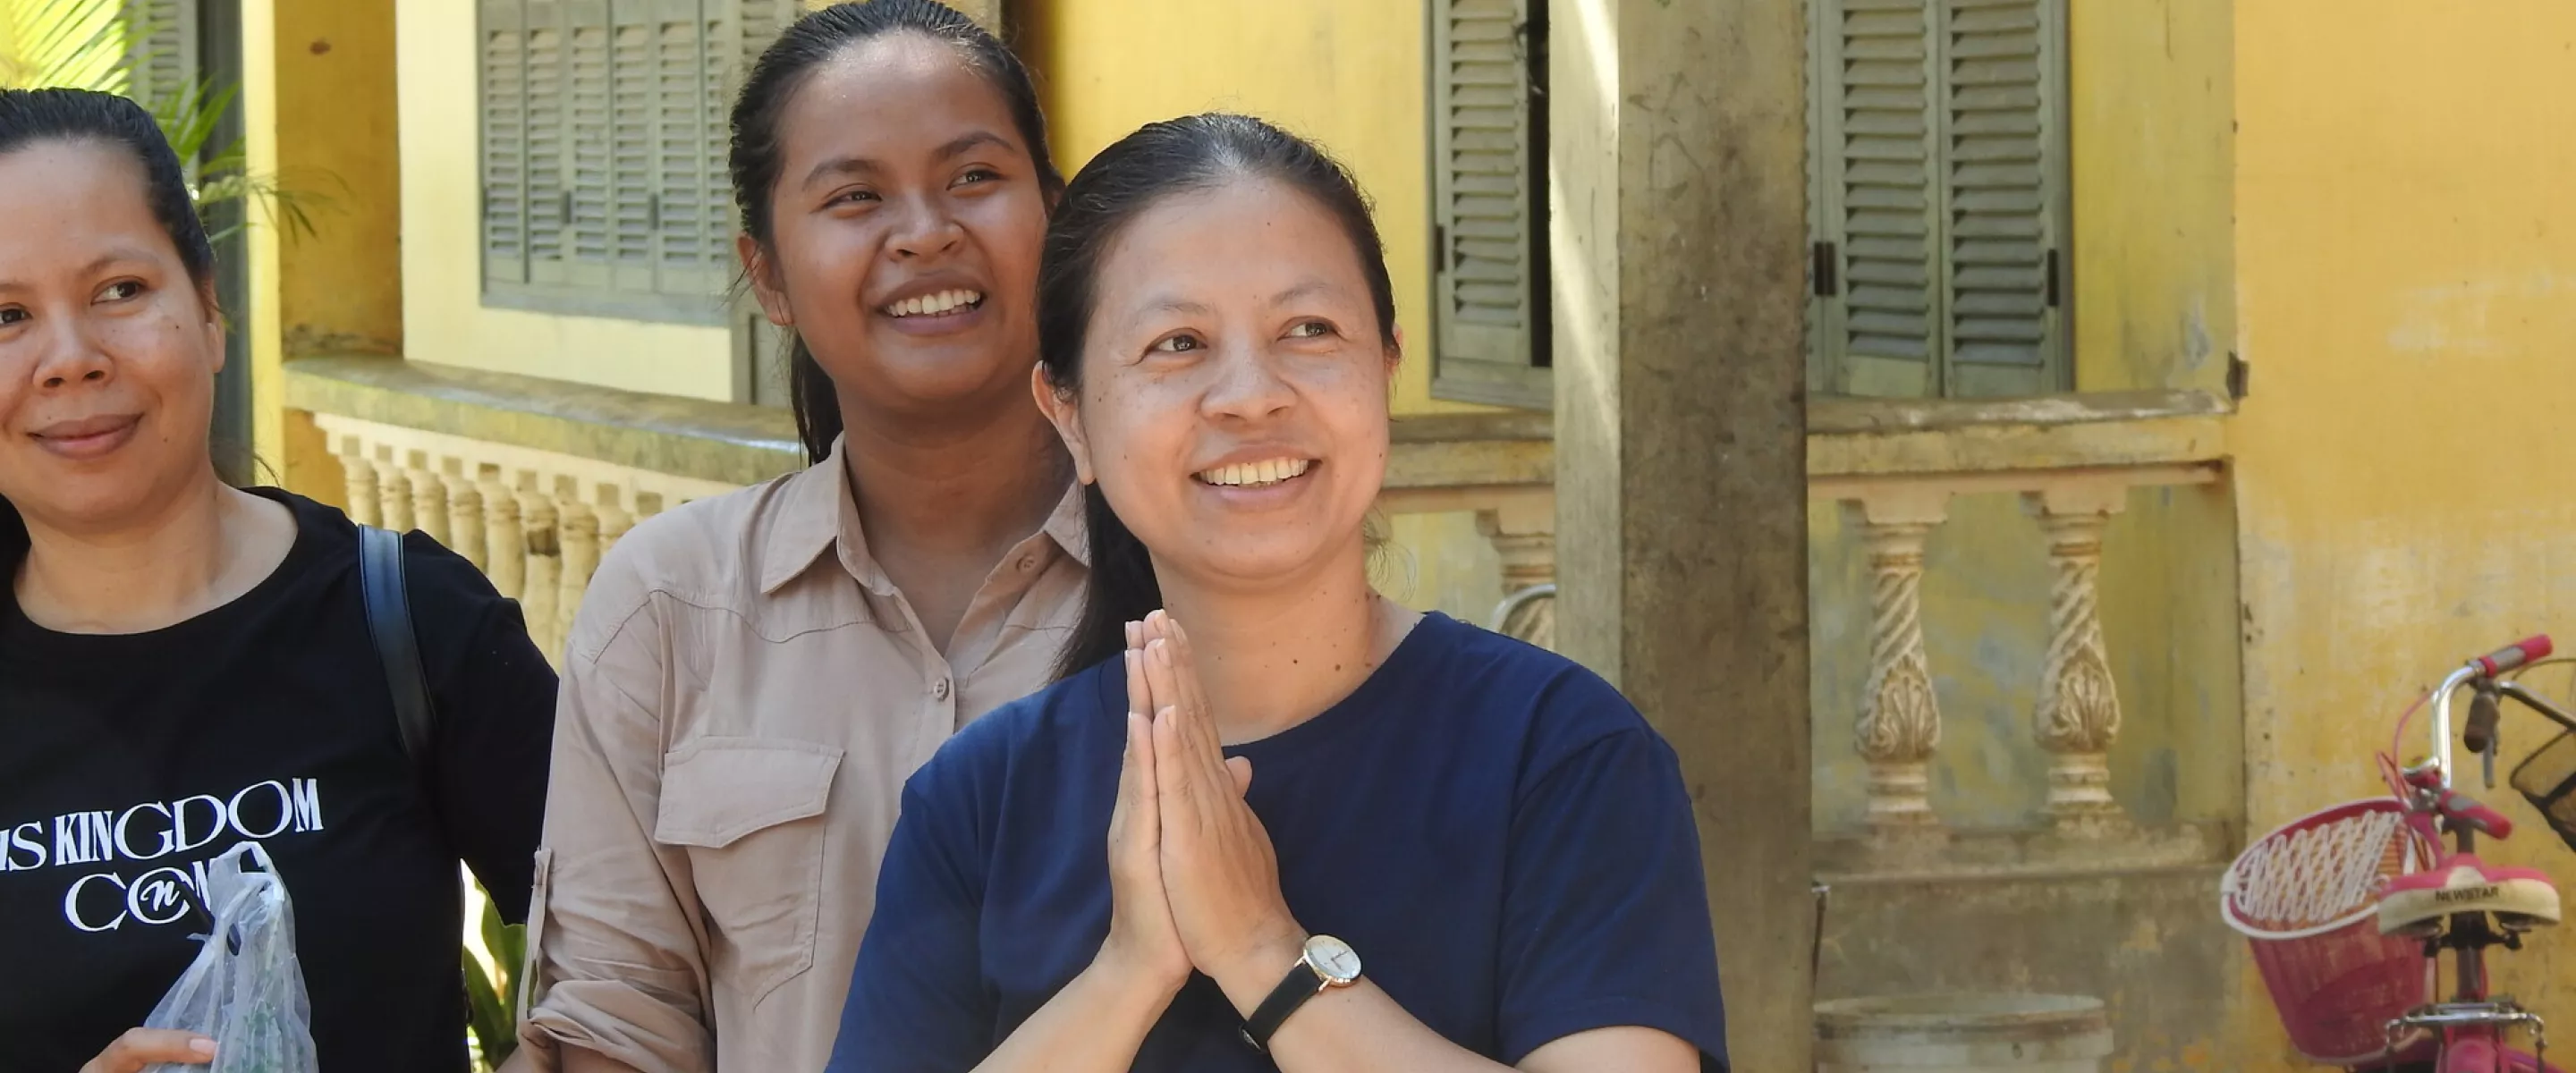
2441, 790, 2516, 840
2465, 689, 2502, 754
2475, 635, 2555, 676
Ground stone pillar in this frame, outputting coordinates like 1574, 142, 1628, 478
479, 468, 523, 600
406, 454, 448, 545
554, 479, 600, 654
515, 473, 562, 663
2025, 482, 2131, 835
1846, 489, 1951, 835
593, 488, 634, 558
373, 456, 413, 533
444, 460, 487, 570
1478, 494, 1557, 648
1549, 0, 1811, 1068
338, 436, 379, 528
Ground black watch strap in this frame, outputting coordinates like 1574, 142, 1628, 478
1241, 959, 1325, 1052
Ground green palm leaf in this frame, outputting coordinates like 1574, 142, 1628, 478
464, 888, 525, 1070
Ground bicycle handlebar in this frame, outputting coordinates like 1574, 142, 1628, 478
2474, 635, 2554, 677
2464, 689, 2503, 754
2429, 634, 2557, 790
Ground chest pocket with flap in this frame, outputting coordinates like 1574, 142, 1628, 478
655, 737, 843, 1005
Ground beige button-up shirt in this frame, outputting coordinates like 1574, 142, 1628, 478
519, 438, 1085, 1072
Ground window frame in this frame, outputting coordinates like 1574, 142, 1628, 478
1424, 0, 1553, 411
475, 0, 743, 329
1804, 0, 2074, 400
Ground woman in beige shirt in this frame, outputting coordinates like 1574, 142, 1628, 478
513, 4, 1080, 1070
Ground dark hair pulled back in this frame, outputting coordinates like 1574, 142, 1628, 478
729, 0, 1064, 464
0, 88, 217, 570
1038, 113, 1400, 679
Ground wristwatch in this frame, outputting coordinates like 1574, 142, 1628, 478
1241, 934, 1363, 1052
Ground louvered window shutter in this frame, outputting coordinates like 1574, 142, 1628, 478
607, 1, 660, 294
563, 0, 614, 289
1940, 0, 2066, 395
720, 1, 801, 271
523, 0, 572, 286
1810, 0, 2066, 398
1428, 0, 1549, 410
652, 0, 718, 301
727, 1, 803, 404
481, 0, 530, 285
481, 1, 779, 325
121, 0, 198, 118
1812, 0, 1940, 398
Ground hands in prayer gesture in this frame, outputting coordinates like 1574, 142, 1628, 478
1098, 610, 1308, 1006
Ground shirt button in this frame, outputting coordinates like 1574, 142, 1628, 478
931, 677, 952, 700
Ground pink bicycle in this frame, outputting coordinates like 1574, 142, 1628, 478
2226, 637, 2573, 1072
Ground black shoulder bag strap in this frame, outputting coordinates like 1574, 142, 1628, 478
357, 525, 436, 765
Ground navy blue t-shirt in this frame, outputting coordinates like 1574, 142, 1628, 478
830, 613, 1727, 1071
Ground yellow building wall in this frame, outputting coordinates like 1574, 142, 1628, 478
1013, 0, 1506, 620
2230, 1, 2576, 1066
392, 0, 735, 401
2069, 0, 2233, 396
1812, 0, 2243, 833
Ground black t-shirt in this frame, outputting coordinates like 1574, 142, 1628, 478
0, 489, 558, 1073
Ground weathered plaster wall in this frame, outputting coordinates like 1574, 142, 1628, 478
2230, 2, 2576, 1066
1810, 0, 2241, 834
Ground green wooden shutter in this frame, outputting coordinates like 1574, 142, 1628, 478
1428, 0, 1548, 410
480, 0, 530, 285
1940, 0, 2066, 396
487, 0, 747, 319
121, 0, 197, 114
525, 0, 571, 285
1810, 0, 2067, 398
727, 1, 805, 403
564, 0, 614, 289
608, 1, 660, 294
1812, 0, 1940, 398
651, 0, 716, 302
723, 1, 801, 264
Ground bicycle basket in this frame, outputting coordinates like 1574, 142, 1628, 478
2221, 798, 2431, 1066
2512, 729, 2576, 855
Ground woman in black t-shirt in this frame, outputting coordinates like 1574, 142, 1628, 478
0, 89, 558, 1073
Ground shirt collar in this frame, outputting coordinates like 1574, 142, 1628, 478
758, 435, 1090, 595
1041, 480, 1090, 569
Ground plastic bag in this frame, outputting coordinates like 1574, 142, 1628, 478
140, 841, 319, 1073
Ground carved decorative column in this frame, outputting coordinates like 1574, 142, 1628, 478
373, 456, 413, 533
628, 491, 665, 540
1845, 488, 1951, 834
443, 460, 486, 570
1477, 493, 1556, 648
554, 479, 600, 654
515, 473, 563, 662
2025, 482, 2131, 834
479, 469, 523, 600
594, 488, 634, 560
405, 454, 448, 545
338, 437, 379, 528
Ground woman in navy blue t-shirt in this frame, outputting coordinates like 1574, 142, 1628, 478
829, 114, 1728, 1073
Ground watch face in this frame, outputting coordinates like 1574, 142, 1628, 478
1305, 934, 1361, 983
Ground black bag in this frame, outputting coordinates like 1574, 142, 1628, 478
356, 525, 436, 763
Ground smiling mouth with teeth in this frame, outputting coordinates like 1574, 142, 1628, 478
1195, 458, 1315, 488
883, 289, 986, 317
